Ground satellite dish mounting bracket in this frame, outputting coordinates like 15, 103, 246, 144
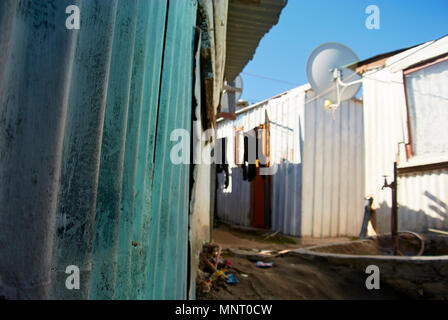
325, 68, 363, 110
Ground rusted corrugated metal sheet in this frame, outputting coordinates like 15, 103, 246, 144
216, 85, 365, 237
0, 0, 197, 300
225, 0, 288, 80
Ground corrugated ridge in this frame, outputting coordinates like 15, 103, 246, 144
225, 0, 287, 80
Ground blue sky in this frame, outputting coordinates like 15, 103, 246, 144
240, 0, 448, 104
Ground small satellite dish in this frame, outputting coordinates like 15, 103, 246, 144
306, 43, 362, 108
221, 75, 243, 113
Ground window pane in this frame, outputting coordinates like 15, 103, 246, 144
406, 59, 448, 156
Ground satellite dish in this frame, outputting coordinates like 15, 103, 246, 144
306, 43, 362, 108
221, 75, 243, 113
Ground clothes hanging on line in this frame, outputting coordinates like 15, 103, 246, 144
216, 137, 229, 189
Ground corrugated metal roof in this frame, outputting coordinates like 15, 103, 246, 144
347, 35, 448, 73
346, 46, 417, 73
225, 0, 288, 80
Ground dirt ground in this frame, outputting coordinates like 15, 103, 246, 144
197, 224, 406, 300
212, 224, 352, 250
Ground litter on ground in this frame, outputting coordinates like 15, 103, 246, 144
255, 261, 274, 268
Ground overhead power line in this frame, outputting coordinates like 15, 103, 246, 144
243, 34, 448, 105
241, 72, 299, 86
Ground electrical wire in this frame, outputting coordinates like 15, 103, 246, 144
304, 35, 447, 105
241, 72, 300, 86
362, 72, 448, 101
243, 34, 448, 106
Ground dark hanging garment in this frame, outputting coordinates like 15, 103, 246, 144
222, 138, 230, 188
216, 138, 229, 188
242, 163, 248, 180
248, 164, 257, 182
224, 164, 230, 189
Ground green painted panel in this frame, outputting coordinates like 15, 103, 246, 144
89, 0, 139, 300
146, 0, 197, 300
114, 0, 152, 300
0, 0, 198, 300
0, 0, 79, 299
50, 0, 118, 300
129, 0, 168, 300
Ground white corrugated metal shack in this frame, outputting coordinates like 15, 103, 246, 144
216, 84, 365, 237
351, 35, 448, 235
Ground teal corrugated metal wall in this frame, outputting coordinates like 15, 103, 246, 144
88, 0, 140, 300
0, 0, 197, 300
147, 0, 197, 299
50, 0, 119, 300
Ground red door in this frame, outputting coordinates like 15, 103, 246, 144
252, 174, 265, 228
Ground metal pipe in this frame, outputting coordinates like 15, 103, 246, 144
328, 69, 363, 109
391, 162, 398, 239
336, 75, 363, 87
391, 162, 399, 255
381, 162, 399, 255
